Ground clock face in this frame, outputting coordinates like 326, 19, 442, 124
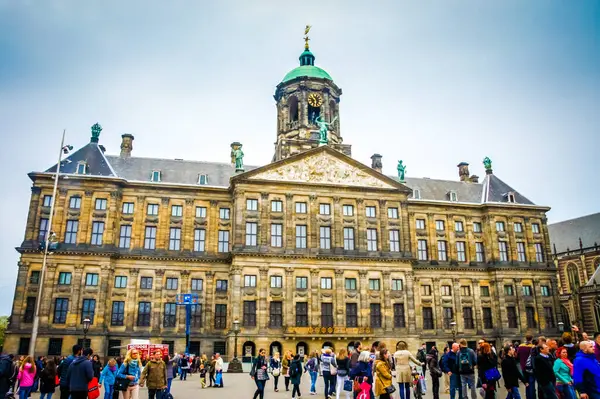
308, 93, 323, 107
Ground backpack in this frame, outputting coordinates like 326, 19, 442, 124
524, 353, 534, 374
289, 362, 300, 378
459, 350, 473, 374
417, 349, 426, 363
0, 358, 14, 379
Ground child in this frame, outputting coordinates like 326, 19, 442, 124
99, 359, 118, 399
199, 364, 207, 388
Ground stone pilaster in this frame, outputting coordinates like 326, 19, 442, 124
205, 271, 215, 331
472, 278, 483, 334
209, 200, 219, 254
379, 200, 388, 252
334, 269, 345, 326
285, 194, 294, 250
152, 269, 165, 330
309, 195, 318, 252
105, 190, 120, 245
25, 187, 42, 241
432, 278, 442, 330
358, 270, 368, 327
356, 199, 366, 251
183, 199, 195, 251
125, 268, 139, 331
533, 277, 545, 332
382, 271, 392, 332
310, 269, 320, 326
333, 197, 342, 250
405, 272, 416, 333
452, 278, 462, 330
513, 278, 525, 333
258, 266, 269, 329
158, 198, 170, 249
284, 268, 294, 327
67, 265, 85, 328
260, 193, 269, 247
96, 264, 113, 328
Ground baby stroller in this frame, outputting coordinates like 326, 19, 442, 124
411, 366, 425, 399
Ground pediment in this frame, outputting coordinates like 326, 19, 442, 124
244, 147, 405, 190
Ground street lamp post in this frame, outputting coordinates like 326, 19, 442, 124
450, 321, 457, 342
558, 321, 565, 333
227, 319, 243, 373
82, 318, 91, 348
29, 130, 72, 357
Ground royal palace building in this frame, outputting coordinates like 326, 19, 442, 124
5, 38, 561, 360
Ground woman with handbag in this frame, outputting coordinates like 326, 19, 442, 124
426, 347, 442, 399
270, 352, 282, 392
282, 351, 293, 392
115, 349, 142, 399
477, 343, 499, 399
250, 349, 269, 399
321, 348, 338, 399
375, 349, 395, 399
393, 342, 423, 399
335, 349, 351, 399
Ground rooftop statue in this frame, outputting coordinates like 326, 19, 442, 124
397, 160, 406, 182
230, 142, 244, 172
315, 115, 337, 145
483, 156, 492, 171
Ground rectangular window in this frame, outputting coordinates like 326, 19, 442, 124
18, 338, 30, 356
218, 230, 229, 252
480, 286, 490, 297
163, 303, 177, 327
346, 303, 358, 327
169, 227, 181, 250
122, 202, 134, 214
69, 196, 82, 209
367, 229, 378, 251
461, 286, 471, 296
365, 206, 376, 218
271, 224, 283, 247
476, 242, 485, 263
144, 226, 157, 249
514, 222, 523, 233
526, 306, 536, 328
85, 273, 99, 286
343, 205, 354, 216
443, 307, 453, 329
216, 280, 228, 292
23, 297, 35, 323
522, 285, 533, 296
441, 285, 452, 296
243, 301, 257, 327
29, 270, 40, 284
114, 276, 128, 288
95, 198, 107, 210
219, 208, 230, 220
137, 302, 151, 326
320, 226, 331, 249
504, 284, 514, 296
64, 220, 78, 244
53, 298, 69, 324
140, 277, 153, 289
296, 302, 308, 326
416, 219, 426, 230
39, 218, 49, 241
195, 206, 207, 218
42, 195, 53, 207
270, 275, 283, 288
321, 277, 333, 289
455, 221, 464, 232
369, 279, 381, 291
58, 272, 72, 285
456, 241, 466, 262
388, 207, 399, 219
295, 202, 307, 214
483, 307, 493, 329
344, 228, 355, 250
473, 222, 482, 233
535, 244, 544, 262
269, 301, 283, 328
147, 204, 159, 216
171, 205, 183, 217
296, 277, 308, 289
48, 338, 63, 356
499, 241, 508, 262
422, 285, 432, 296
107, 339, 122, 357
437, 241, 447, 261
345, 278, 357, 290
194, 229, 206, 252
191, 278, 203, 291
436, 220, 445, 231
244, 275, 257, 287
119, 225, 132, 248
166, 278, 178, 290
91, 222, 104, 246
496, 221, 505, 232
507, 306, 518, 328
423, 307, 434, 329
532, 223, 540, 234
418, 240, 428, 260
389, 230, 400, 252
271, 200, 283, 212
463, 307, 474, 329
544, 307, 555, 328
319, 203, 331, 215
517, 242, 527, 262
370, 303, 382, 327
541, 285, 551, 296
392, 279, 403, 291
111, 301, 125, 326
321, 303, 333, 327
191, 304, 202, 327
296, 225, 307, 249
245, 222, 258, 246
214, 304, 227, 329
393, 303, 406, 328
151, 170, 161, 182
197, 174, 208, 185
81, 298, 96, 324
246, 199, 258, 211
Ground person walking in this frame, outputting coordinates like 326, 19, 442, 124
98, 358, 118, 399
16, 356, 37, 399
305, 351, 319, 396
250, 349, 269, 399
573, 341, 600, 399
517, 335, 536, 399
39, 359, 57, 399
270, 352, 282, 392
214, 353, 224, 387
91, 355, 102, 379
335, 348, 351, 399
442, 343, 463, 399
349, 352, 373, 399
0, 353, 16, 399
427, 347, 442, 399
534, 344, 557, 399
321, 348, 338, 399
65, 348, 94, 399
178, 355, 189, 381
290, 354, 304, 399
501, 345, 528, 399
58, 345, 80, 399
375, 349, 394, 399
458, 339, 478, 399
440, 346, 450, 394
117, 348, 142, 399
163, 354, 175, 394
140, 350, 167, 399
393, 341, 422, 399
282, 351, 292, 392
208, 355, 216, 387
478, 343, 499, 399
553, 347, 576, 399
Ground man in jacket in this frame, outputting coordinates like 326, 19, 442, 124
458, 339, 477, 399
573, 341, 600, 399
517, 335, 536, 399
441, 343, 463, 399
214, 353, 224, 387
140, 350, 168, 399
534, 344, 557, 399
502, 345, 528, 399
0, 353, 16, 398
58, 344, 81, 399
66, 347, 94, 399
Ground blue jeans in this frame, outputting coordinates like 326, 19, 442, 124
253, 379, 266, 399
398, 382, 411, 399
310, 371, 318, 393
19, 386, 33, 399
180, 368, 188, 380
323, 371, 336, 397
556, 385, 576, 399
506, 387, 522, 399
167, 378, 173, 393
40, 393, 54, 399
461, 374, 477, 399
539, 383, 558, 399
102, 384, 114, 399
525, 375, 536, 399
450, 374, 463, 399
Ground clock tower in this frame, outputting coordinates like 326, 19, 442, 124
272, 29, 350, 161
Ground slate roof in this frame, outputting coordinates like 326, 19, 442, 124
482, 173, 534, 204
401, 177, 483, 203
44, 143, 116, 177
548, 212, 600, 254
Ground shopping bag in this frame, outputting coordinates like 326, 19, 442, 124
344, 380, 353, 392
215, 371, 222, 386
88, 377, 100, 399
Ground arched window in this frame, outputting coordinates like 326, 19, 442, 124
561, 306, 571, 328
567, 264, 580, 292
289, 96, 299, 122
329, 100, 337, 124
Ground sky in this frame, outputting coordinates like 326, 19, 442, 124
0, 1, 598, 315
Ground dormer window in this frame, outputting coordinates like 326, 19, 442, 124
198, 174, 209, 185
413, 189, 421, 199
506, 192, 516, 203
76, 162, 87, 174
151, 170, 161, 182
448, 191, 458, 202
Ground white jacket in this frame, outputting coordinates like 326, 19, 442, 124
215, 357, 224, 371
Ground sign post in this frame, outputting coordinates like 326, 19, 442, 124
176, 293, 198, 354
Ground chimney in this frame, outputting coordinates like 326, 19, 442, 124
470, 175, 479, 183
370, 154, 382, 173
457, 162, 470, 182
120, 134, 134, 158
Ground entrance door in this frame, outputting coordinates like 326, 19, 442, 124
296, 342, 308, 357
189, 341, 200, 356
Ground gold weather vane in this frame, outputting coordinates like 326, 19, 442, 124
304, 25, 312, 50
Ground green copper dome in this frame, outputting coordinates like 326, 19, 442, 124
281, 48, 333, 83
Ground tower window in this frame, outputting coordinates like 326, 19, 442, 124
288, 96, 299, 122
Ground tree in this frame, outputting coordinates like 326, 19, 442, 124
0, 316, 9, 349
